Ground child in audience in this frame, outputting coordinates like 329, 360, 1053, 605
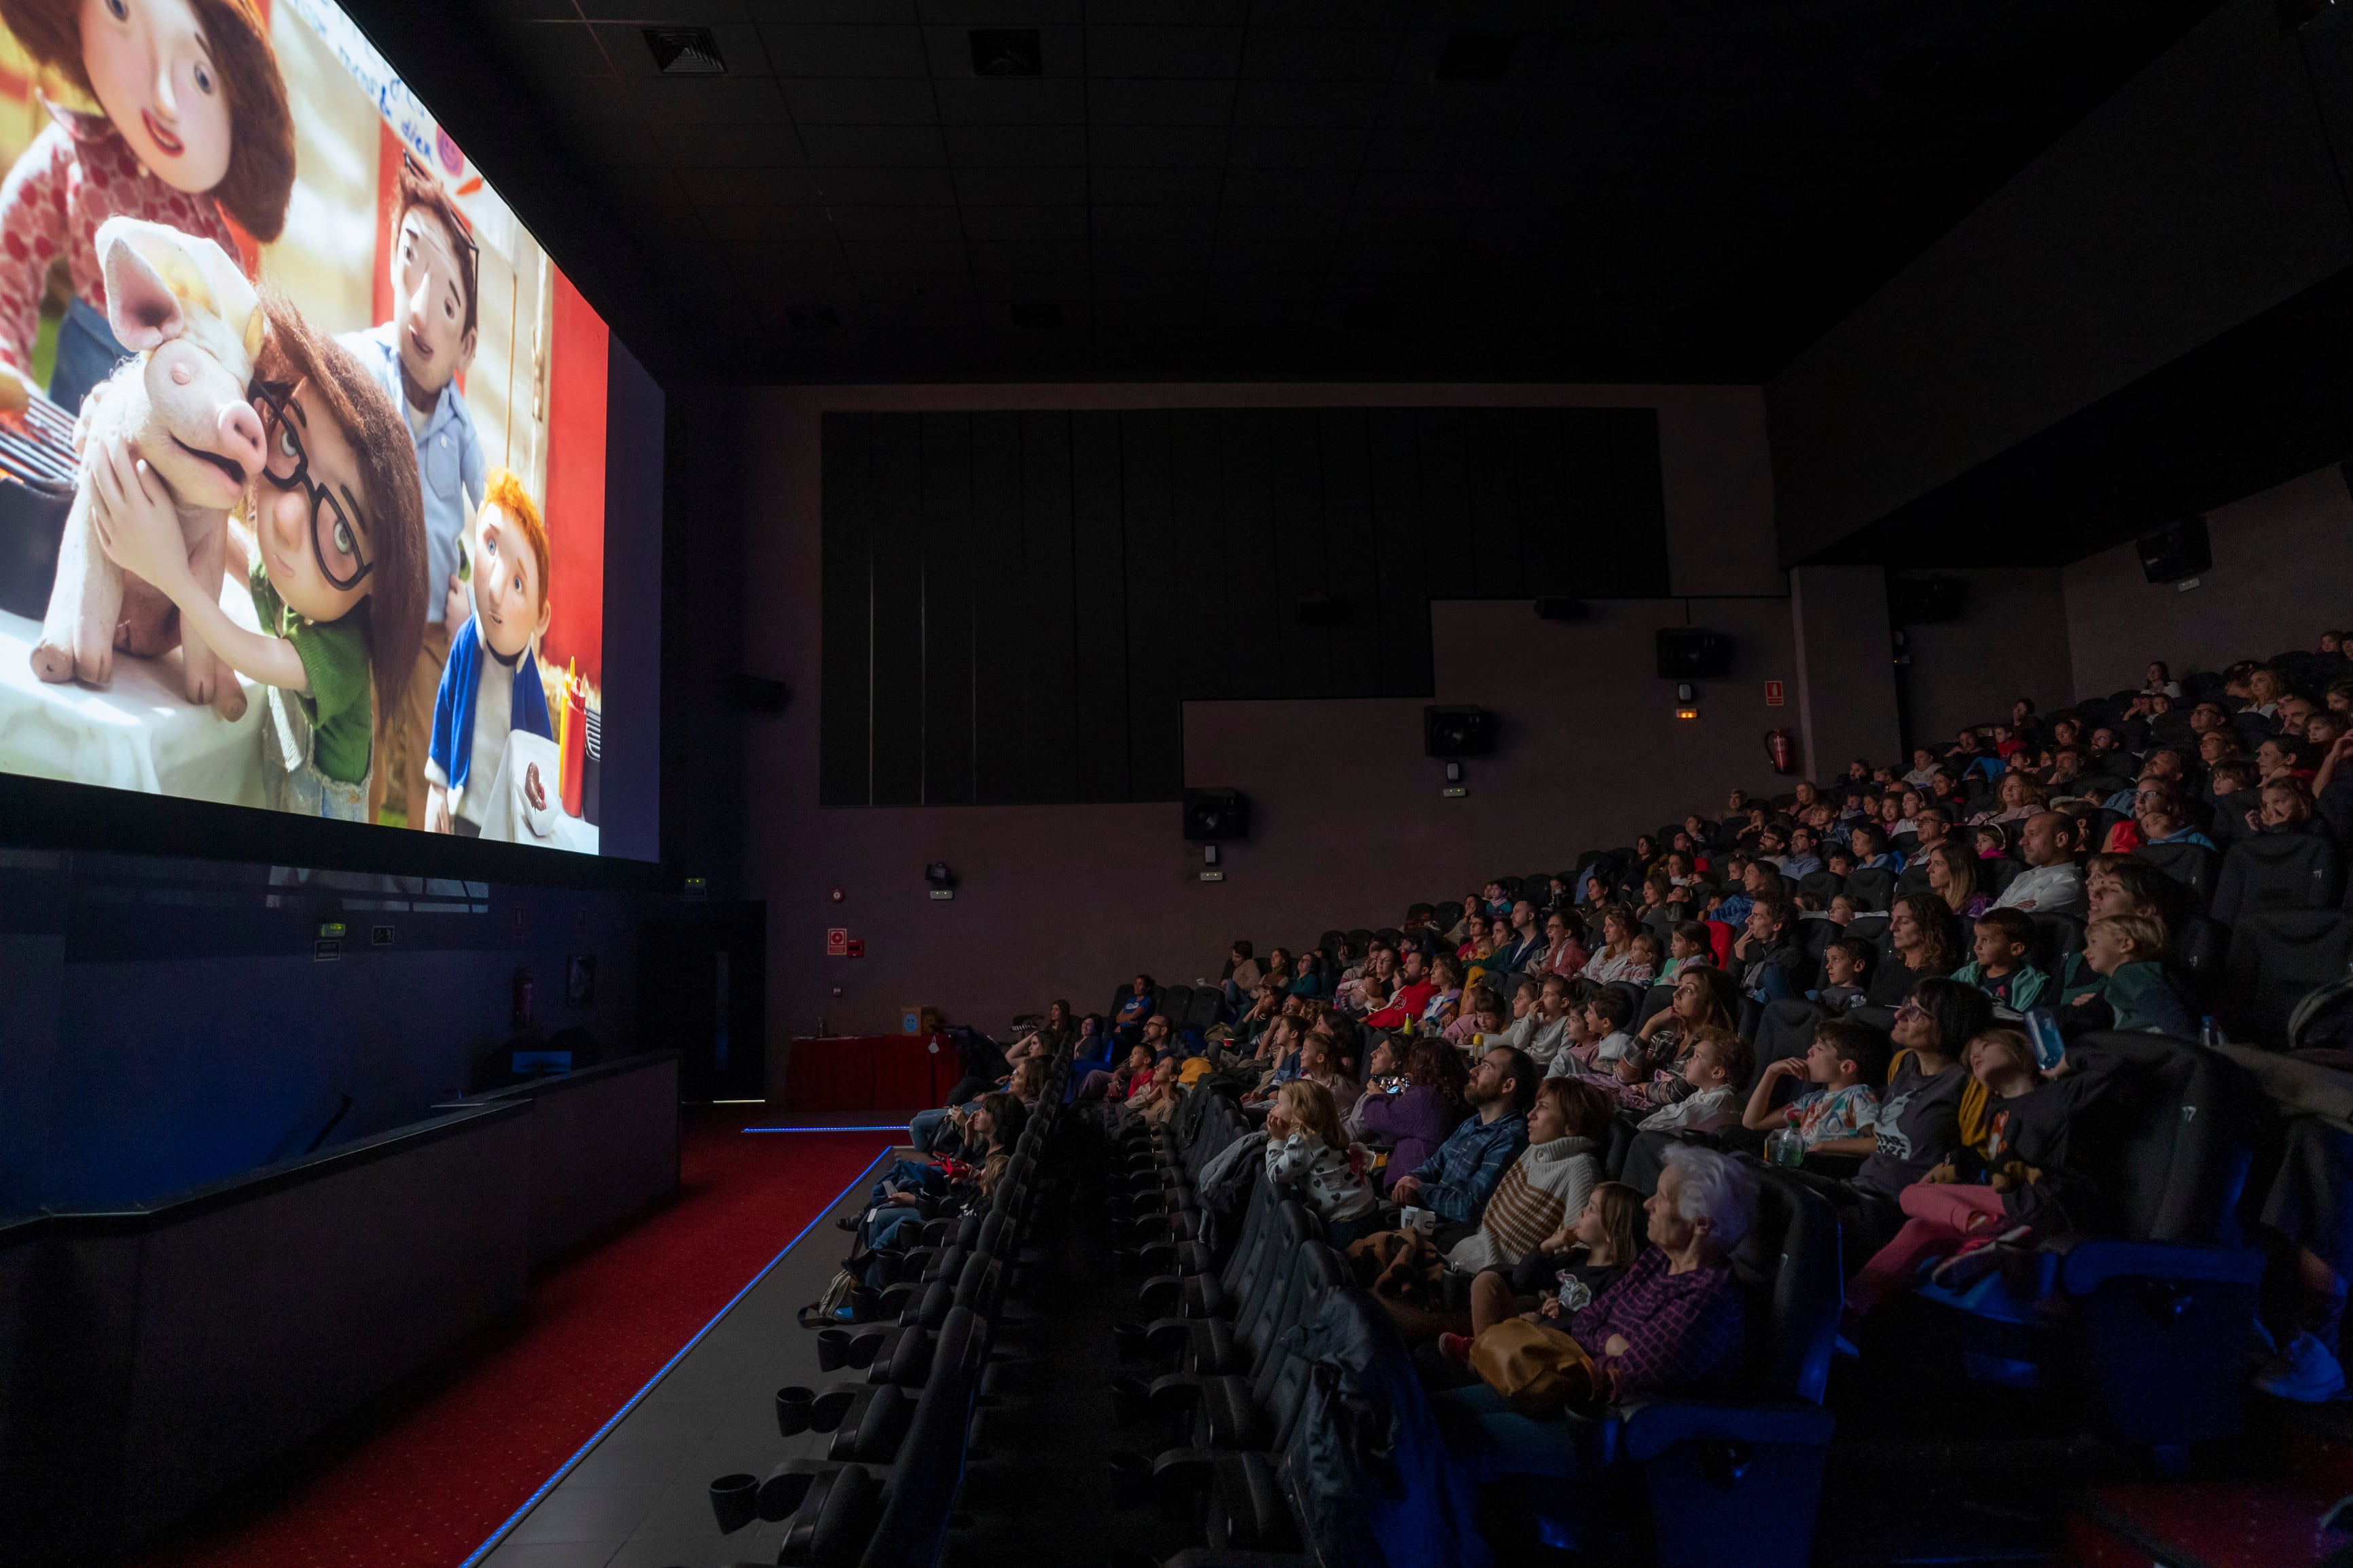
1845, 1027, 2119, 1317
1551, 987, 1638, 1076
1442, 1182, 1647, 1362
2068, 914, 2195, 1037
1808, 936, 1871, 1013
1627, 931, 1664, 985
1638, 1027, 1750, 1133
1742, 1017, 1884, 1148
1264, 1078, 1380, 1246
1659, 921, 1712, 981
1443, 985, 1505, 1046
1952, 907, 2051, 1013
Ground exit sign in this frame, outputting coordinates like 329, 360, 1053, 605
1765, 680, 1784, 707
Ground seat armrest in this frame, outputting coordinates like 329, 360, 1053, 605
1615, 1397, 1835, 1463
1147, 1371, 1204, 1414
2056, 1239, 2266, 1297
1138, 1273, 1183, 1314
1150, 1446, 1221, 1500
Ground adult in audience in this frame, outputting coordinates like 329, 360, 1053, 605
1734, 894, 1810, 1009
1534, 909, 1589, 978
1866, 894, 1962, 1007
1923, 840, 1991, 920
1390, 1044, 1538, 1233
2140, 659, 2181, 699
1988, 817, 2079, 915
1604, 965, 1740, 1112
1497, 898, 1548, 970
1780, 826, 1826, 881
1445, 1077, 1614, 1272
1358, 1038, 1473, 1195
1430, 1146, 1755, 1484
1579, 905, 1647, 984
2134, 780, 2216, 850
1113, 974, 1156, 1046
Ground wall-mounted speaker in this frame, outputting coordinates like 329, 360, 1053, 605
1654, 629, 1733, 680
1182, 788, 1251, 841
2136, 517, 2211, 584
1424, 705, 1496, 757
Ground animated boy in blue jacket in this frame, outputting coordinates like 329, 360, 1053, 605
423, 470, 552, 836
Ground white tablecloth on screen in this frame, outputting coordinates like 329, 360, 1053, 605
473, 727, 598, 854
0, 593, 267, 807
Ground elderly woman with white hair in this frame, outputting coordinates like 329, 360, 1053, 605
1431, 1144, 1758, 1483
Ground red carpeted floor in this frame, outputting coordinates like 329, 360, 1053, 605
133, 1110, 895, 1568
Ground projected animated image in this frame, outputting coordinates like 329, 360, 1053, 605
0, 0, 613, 853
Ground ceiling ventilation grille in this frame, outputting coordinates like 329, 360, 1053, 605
643, 27, 727, 75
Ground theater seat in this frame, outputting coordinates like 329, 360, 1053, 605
2223, 909, 2353, 1048
1485, 1163, 1841, 1568
1842, 867, 1895, 912
2134, 842, 2221, 915
1914, 1034, 2261, 1457
2212, 831, 2346, 925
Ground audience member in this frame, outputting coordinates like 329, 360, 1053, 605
1446, 1077, 1613, 1271
1866, 894, 1962, 1007
1263, 1079, 1381, 1246
1742, 1016, 1885, 1149
1358, 1038, 1473, 1195
1390, 1044, 1539, 1233
1992, 810, 2085, 917
1952, 907, 2051, 1012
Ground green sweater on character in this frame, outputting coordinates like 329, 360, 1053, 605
249, 556, 372, 785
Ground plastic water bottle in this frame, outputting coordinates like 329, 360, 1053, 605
2199, 1015, 2225, 1051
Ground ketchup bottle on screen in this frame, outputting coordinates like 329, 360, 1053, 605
561, 659, 586, 818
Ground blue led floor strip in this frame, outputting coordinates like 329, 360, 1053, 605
458, 1142, 896, 1568
743, 1124, 905, 1133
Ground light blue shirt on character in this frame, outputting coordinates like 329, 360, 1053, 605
338, 323, 486, 625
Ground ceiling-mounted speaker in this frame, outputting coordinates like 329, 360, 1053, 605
1183, 788, 1251, 842
1295, 596, 1351, 627
2136, 517, 2212, 584
1424, 705, 1496, 757
1654, 629, 1733, 679
1532, 597, 1587, 621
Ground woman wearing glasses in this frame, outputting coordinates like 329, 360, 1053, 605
88, 294, 426, 820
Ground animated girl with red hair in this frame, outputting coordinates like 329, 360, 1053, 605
0, 0, 292, 411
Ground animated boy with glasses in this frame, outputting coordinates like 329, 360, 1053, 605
338, 155, 488, 828
420, 470, 554, 837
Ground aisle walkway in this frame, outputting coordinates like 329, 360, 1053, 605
133, 1110, 897, 1568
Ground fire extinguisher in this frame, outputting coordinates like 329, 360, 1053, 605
1763, 727, 1798, 776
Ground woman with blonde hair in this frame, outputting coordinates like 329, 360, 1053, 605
1264, 1078, 1379, 1245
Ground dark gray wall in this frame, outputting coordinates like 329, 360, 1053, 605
2062, 462, 2353, 696
1892, 568, 2077, 752
1769, 0, 2353, 562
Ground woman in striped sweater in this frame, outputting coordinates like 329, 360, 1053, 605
1445, 1077, 1614, 1273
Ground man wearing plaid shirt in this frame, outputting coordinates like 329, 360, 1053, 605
1390, 1045, 1537, 1227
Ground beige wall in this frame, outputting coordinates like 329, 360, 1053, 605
741, 382, 1786, 1040
2061, 462, 2353, 698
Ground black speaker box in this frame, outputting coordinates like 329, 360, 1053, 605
2137, 517, 2211, 584
1423, 706, 1496, 757
1182, 788, 1251, 841
1654, 629, 1733, 680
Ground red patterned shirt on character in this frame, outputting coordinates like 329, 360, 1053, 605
0, 105, 241, 372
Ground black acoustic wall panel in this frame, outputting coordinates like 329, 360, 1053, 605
818, 405, 1668, 807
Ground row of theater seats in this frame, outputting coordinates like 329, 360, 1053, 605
1098, 1084, 1844, 1567
704, 1043, 1072, 1566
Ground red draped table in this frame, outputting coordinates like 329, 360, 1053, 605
777, 1033, 963, 1114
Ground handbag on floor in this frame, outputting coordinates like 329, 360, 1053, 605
1469, 1317, 1598, 1414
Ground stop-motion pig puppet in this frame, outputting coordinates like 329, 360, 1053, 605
28, 216, 267, 721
